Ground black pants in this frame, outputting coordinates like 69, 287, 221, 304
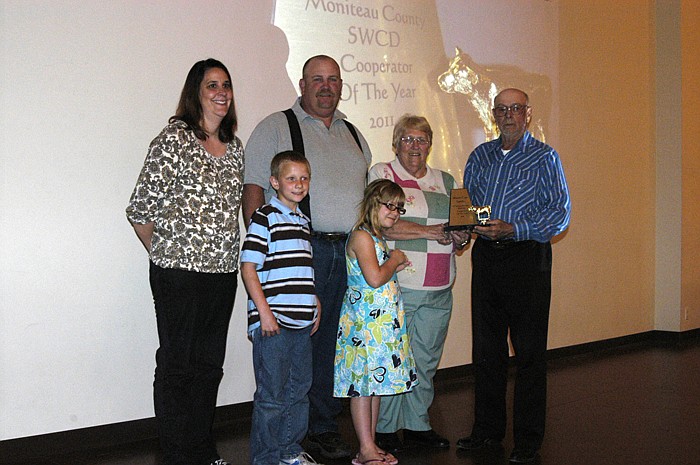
149, 262, 237, 465
470, 239, 552, 451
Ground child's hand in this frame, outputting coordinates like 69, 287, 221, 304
260, 312, 281, 337
390, 249, 408, 272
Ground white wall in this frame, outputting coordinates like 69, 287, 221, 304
0, 0, 294, 440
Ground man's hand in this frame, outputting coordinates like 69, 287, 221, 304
473, 219, 515, 241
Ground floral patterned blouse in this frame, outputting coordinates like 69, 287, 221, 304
126, 120, 244, 273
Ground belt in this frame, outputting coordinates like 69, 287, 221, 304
311, 231, 348, 242
478, 238, 536, 250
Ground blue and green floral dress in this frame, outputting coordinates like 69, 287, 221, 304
333, 229, 417, 397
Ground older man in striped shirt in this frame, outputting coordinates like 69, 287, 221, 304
457, 88, 571, 464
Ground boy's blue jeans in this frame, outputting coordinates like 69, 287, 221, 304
250, 325, 313, 464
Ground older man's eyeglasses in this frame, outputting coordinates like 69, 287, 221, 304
493, 104, 529, 117
400, 136, 430, 146
379, 202, 406, 215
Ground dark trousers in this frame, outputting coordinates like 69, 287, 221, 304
307, 236, 348, 434
149, 262, 237, 465
470, 239, 552, 451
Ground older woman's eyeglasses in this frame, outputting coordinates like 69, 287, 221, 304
379, 202, 406, 215
400, 136, 430, 146
493, 104, 529, 117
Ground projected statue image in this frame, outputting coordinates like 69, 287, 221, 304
438, 48, 550, 143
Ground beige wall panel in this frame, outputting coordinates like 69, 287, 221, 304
681, 0, 700, 331
551, 1, 656, 347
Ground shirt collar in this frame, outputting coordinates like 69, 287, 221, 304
292, 97, 347, 125
390, 157, 434, 182
496, 130, 532, 152
270, 196, 309, 221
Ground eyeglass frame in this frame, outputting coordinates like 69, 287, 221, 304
399, 136, 430, 147
379, 202, 406, 215
492, 104, 529, 117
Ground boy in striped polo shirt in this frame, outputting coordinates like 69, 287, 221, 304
241, 151, 322, 465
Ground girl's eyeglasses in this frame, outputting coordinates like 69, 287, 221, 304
379, 202, 406, 215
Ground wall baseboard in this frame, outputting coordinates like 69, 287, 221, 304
2, 329, 698, 463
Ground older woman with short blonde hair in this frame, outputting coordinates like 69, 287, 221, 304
369, 114, 469, 453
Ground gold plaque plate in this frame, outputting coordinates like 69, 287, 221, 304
444, 188, 491, 231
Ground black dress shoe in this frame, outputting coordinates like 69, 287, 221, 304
509, 448, 538, 463
376, 432, 403, 453
456, 436, 502, 451
403, 429, 450, 449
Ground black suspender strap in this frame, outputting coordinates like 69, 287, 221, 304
282, 108, 364, 223
283, 108, 305, 155
283, 108, 310, 219
343, 120, 362, 151
283, 109, 362, 153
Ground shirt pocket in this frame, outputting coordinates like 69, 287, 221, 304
507, 168, 537, 199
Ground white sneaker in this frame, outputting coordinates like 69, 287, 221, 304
210, 460, 230, 465
279, 451, 324, 465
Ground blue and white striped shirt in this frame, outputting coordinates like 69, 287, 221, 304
463, 131, 571, 243
241, 196, 317, 334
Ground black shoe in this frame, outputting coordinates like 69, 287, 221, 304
509, 448, 538, 463
306, 431, 352, 459
376, 432, 404, 453
403, 429, 450, 449
456, 435, 502, 451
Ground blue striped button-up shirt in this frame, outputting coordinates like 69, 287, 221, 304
463, 131, 571, 243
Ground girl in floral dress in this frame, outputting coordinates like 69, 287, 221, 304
334, 179, 417, 465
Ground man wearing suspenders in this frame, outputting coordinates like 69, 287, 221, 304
243, 55, 372, 461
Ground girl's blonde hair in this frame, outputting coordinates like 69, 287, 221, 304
354, 179, 406, 237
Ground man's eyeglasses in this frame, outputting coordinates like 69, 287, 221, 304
400, 136, 430, 146
493, 104, 529, 117
380, 202, 406, 215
